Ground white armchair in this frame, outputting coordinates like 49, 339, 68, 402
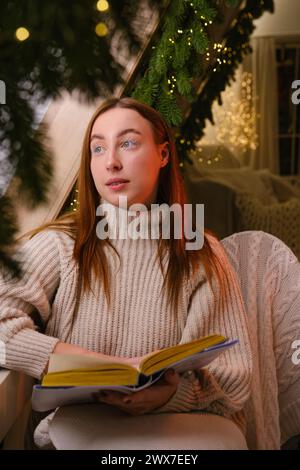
222, 230, 300, 449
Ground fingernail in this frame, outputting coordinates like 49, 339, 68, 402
123, 397, 132, 403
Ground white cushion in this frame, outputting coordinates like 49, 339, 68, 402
235, 193, 300, 260
185, 165, 278, 206
267, 174, 300, 202
49, 404, 248, 450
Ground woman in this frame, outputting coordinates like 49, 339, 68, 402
0, 97, 252, 449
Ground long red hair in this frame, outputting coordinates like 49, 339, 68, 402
17, 97, 231, 317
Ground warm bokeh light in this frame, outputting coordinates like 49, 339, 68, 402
96, 0, 109, 12
15, 27, 30, 41
215, 72, 258, 152
95, 22, 108, 37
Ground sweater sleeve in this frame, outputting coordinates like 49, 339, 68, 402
0, 230, 61, 379
151, 235, 252, 419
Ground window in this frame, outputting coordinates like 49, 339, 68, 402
276, 44, 300, 175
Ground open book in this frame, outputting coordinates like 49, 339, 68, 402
32, 334, 238, 411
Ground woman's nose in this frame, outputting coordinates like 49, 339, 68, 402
105, 149, 122, 170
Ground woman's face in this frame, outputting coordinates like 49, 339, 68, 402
90, 107, 169, 208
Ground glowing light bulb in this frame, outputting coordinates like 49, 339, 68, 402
15, 27, 30, 41
95, 22, 108, 37
97, 0, 109, 12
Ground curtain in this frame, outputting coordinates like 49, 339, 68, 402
243, 37, 280, 174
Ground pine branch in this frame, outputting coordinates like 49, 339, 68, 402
132, 0, 217, 125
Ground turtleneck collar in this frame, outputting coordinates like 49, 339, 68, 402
96, 196, 171, 240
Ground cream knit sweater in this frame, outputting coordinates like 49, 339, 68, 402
0, 201, 252, 436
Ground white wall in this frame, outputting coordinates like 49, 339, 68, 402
253, 0, 300, 37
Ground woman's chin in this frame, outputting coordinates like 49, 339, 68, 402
100, 190, 150, 209
101, 192, 132, 208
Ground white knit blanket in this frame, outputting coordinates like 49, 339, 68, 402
221, 230, 300, 449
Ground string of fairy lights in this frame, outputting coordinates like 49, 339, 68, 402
215, 71, 258, 152
190, 71, 258, 166
70, 189, 79, 212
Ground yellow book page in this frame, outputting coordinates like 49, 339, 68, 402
42, 365, 139, 387
47, 354, 137, 374
138, 334, 226, 376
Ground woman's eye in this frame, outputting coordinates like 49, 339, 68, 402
121, 139, 138, 149
92, 145, 104, 154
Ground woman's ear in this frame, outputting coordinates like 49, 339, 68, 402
160, 142, 170, 167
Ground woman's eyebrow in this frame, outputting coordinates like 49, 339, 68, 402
90, 128, 142, 142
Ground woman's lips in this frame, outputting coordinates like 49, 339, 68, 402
106, 181, 129, 191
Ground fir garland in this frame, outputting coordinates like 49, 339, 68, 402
132, 0, 218, 126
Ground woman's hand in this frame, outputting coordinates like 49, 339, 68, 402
93, 369, 180, 416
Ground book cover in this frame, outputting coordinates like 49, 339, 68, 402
31, 336, 238, 411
